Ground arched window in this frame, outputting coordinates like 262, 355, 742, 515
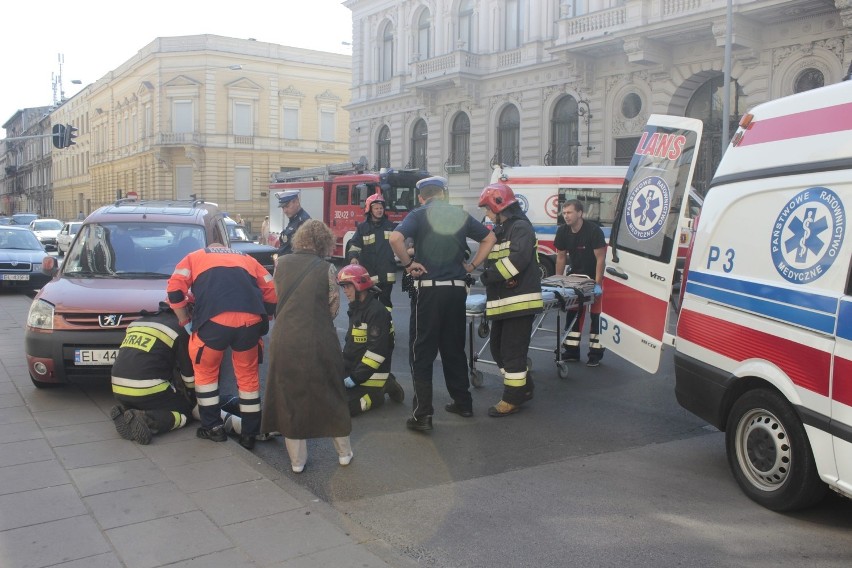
376, 126, 391, 170
496, 105, 520, 166
449, 112, 470, 173
380, 22, 394, 82
546, 96, 579, 165
458, 0, 474, 51
410, 119, 428, 170
417, 10, 432, 60
794, 68, 825, 93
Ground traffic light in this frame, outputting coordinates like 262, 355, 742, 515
63, 124, 78, 148
51, 124, 66, 149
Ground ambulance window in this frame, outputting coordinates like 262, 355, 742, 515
336, 185, 349, 206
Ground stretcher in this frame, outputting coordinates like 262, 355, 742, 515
465, 274, 597, 386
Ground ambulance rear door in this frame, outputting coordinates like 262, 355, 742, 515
600, 115, 703, 373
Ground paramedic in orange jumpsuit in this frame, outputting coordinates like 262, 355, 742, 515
167, 243, 277, 449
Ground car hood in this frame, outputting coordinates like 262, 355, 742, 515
1, 250, 47, 263
35, 277, 167, 313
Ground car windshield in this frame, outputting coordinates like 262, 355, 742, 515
32, 220, 63, 231
11, 214, 38, 225
68, 223, 82, 235
63, 222, 206, 277
0, 228, 43, 251
227, 223, 251, 242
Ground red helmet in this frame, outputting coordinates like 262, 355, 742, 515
337, 264, 373, 291
478, 182, 517, 213
364, 193, 386, 214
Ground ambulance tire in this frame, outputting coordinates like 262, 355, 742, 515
725, 388, 827, 511
537, 257, 555, 280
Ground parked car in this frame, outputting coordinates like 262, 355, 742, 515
224, 216, 276, 273
56, 221, 83, 256
0, 226, 51, 290
11, 212, 38, 226
25, 198, 229, 388
0, 217, 12, 225
29, 218, 63, 251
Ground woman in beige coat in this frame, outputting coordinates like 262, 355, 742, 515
261, 220, 352, 472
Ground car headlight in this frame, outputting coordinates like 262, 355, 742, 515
27, 299, 55, 330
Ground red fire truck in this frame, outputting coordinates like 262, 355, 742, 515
268, 161, 430, 258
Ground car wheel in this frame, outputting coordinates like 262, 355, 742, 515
725, 388, 827, 511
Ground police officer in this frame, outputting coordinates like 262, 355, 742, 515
167, 242, 277, 449
276, 190, 311, 257
478, 183, 543, 417
389, 176, 496, 432
109, 301, 196, 445
347, 193, 398, 309
338, 264, 405, 416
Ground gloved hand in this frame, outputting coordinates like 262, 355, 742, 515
343, 376, 356, 388
594, 283, 603, 297
180, 319, 192, 334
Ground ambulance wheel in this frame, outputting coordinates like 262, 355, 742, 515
725, 388, 827, 511
537, 257, 555, 280
557, 361, 571, 380
477, 321, 490, 338
470, 370, 484, 388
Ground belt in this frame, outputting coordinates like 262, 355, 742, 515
415, 279, 468, 288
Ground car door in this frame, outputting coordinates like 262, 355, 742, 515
599, 115, 703, 373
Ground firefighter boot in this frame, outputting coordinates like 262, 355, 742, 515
110, 405, 132, 440
384, 373, 405, 403
122, 409, 153, 445
487, 400, 521, 418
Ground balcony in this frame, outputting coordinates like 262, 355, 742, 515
157, 132, 203, 146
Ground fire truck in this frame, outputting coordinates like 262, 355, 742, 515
268, 161, 430, 258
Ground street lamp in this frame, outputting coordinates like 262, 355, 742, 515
577, 100, 593, 158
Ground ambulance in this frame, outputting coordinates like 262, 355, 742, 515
599, 81, 852, 511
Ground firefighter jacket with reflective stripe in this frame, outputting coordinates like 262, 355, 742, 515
167, 247, 277, 330
111, 310, 195, 397
481, 210, 544, 320
342, 294, 395, 387
346, 216, 398, 284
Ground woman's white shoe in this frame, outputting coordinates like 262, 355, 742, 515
291, 464, 305, 473
338, 451, 354, 466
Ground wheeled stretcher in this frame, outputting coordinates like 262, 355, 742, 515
465, 274, 597, 386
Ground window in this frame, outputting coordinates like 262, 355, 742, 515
410, 119, 428, 170
320, 109, 335, 142
175, 166, 193, 199
417, 10, 432, 60
614, 137, 641, 166
380, 22, 394, 81
336, 185, 349, 205
497, 105, 520, 166
505, 0, 522, 50
621, 93, 642, 119
449, 112, 470, 172
174, 100, 193, 134
283, 107, 299, 139
794, 68, 825, 93
234, 167, 251, 201
458, 0, 474, 50
144, 104, 152, 138
376, 126, 391, 170
234, 102, 253, 136
548, 96, 579, 166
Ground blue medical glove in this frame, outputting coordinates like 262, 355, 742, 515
343, 376, 356, 388
593, 283, 603, 297
180, 319, 192, 334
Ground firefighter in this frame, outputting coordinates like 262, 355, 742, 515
276, 190, 311, 257
167, 242, 277, 450
478, 182, 544, 416
346, 193, 398, 309
337, 264, 405, 416
109, 301, 196, 444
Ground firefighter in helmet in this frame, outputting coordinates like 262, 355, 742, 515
478, 182, 543, 417
346, 192, 398, 309
338, 264, 405, 416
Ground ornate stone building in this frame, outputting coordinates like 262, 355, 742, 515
344, 0, 852, 212
4, 35, 351, 230
1, 107, 53, 216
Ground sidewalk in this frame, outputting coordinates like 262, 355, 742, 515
0, 291, 402, 568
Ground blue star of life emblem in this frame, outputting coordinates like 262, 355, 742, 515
625, 176, 671, 241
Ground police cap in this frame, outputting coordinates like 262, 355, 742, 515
277, 190, 300, 207
415, 176, 448, 191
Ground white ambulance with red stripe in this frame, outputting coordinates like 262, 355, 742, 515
600, 80, 852, 511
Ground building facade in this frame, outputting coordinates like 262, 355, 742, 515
1, 107, 53, 216
3, 35, 352, 231
344, 0, 852, 212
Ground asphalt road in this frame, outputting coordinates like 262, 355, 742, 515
242, 280, 852, 568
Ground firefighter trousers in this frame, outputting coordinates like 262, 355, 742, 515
346, 385, 386, 417
114, 386, 195, 435
489, 315, 536, 406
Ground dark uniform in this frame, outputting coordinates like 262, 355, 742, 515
481, 208, 543, 406
277, 207, 311, 257
343, 291, 396, 416
109, 305, 195, 444
347, 215, 398, 308
553, 219, 606, 362
394, 197, 490, 421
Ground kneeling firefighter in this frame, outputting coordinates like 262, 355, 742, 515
338, 264, 405, 416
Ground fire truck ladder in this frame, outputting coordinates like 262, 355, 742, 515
270, 157, 369, 183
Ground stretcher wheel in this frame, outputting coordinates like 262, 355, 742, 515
477, 321, 490, 338
557, 361, 571, 380
470, 370, 484, 388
